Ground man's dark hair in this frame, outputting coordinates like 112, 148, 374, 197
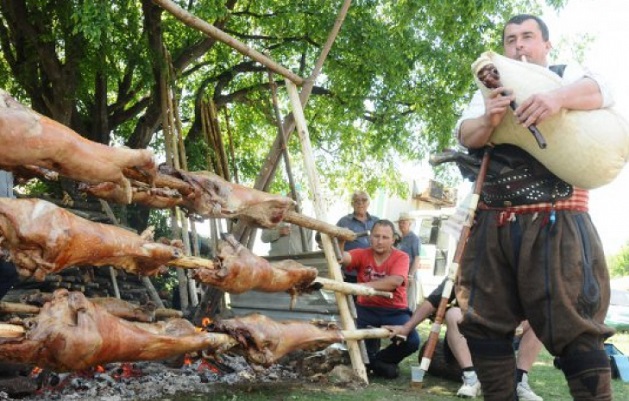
372, 219, 396, 236
502, 14, 550, 42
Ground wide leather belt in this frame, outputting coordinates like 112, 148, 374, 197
481, 167, 573, 207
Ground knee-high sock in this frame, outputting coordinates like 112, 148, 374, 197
561, 350, 612, 401
466, 337, 516, 401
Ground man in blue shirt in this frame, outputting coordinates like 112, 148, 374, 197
336, 191, 379, 283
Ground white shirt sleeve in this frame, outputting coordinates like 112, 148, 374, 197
561, 64, 615, 108
453, 90, 485, 143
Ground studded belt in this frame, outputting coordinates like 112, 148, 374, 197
480, 167, 573, 208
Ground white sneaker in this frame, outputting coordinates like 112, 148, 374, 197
456, 371, 482, 398
517, 373, 543, 401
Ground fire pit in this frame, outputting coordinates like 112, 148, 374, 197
4, 355, 295, 400
0, 345, 355, 401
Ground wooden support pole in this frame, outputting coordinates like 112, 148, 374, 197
97, 200, 123, 300
141, 276, 166, 309
223, 107, 239, 183
152, 0, 304, 86
252, 0, 352, 193
268, 70, 309, 252
285, 79, 368, 383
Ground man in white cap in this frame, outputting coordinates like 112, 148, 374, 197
396, 212, 421, 311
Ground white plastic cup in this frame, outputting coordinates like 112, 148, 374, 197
410, 365, 423, 387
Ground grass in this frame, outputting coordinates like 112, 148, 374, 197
164, 323, 629, 401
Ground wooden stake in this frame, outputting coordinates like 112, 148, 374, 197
283, 210, 357, 241
152, 0, 304, 86
167, 255, 217, 270
98, 200, 122, 299
314, 277, 392, 298
342, 328, 391, 341
0, 323, 25, 338
268, 70, 309, 252
286, 79, 367, 383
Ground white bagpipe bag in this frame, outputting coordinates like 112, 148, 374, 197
471, 51, 629, 189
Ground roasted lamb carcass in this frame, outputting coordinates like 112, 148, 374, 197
0, 90, 155, 204
81, 182, 185, 210
0, 290, 238, 372
209, 313, 343, 366
193, 235, 317, 294
0, 198, 181, 280
91, 298, 156, 323
84, 164, 295, 228
168, 167, 295, 227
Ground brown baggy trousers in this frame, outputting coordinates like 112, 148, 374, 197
456, 209, 614, 400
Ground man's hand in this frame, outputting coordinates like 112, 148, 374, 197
460, 87, 515, 149
515, 92, 562, 127
484, 87, 514, 129
382, 324, 409, 340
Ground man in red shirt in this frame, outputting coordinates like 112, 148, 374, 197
341, 220, 420, 378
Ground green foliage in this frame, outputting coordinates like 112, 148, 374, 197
70, 0, 113, 44
148, 208, 173, 240
609, 243, 629, 277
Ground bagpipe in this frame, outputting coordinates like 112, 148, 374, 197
471, 52, 629, 189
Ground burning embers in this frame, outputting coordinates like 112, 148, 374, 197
19, 355, 298, 400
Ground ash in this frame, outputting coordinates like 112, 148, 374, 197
0, 346, 353, 401
0, 355, 298, 401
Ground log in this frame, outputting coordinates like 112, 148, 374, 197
4, 290, 42, 304
314, 277, 393, 298
0, 323, 24, 338
0, 302, 40, 315
20, 291, 53, 306
43, 275, 63, 283
0, 375, 38, 398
